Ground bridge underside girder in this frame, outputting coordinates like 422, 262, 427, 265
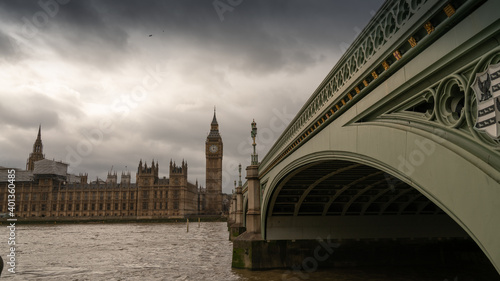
267, 160, 467, 240
272, 160, 444, 216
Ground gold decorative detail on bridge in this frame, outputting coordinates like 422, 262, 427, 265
424, 21, 435, 34
347, 93, 353, 100
336, 105, 340, 110
393, 50, 402, 60
372, 71, 378, 79
408, 36, 417, 47
382, 61, 390, 70
354, 87, 360, 94
363, 80, 369, 87
443, 4, 455, 17
341, 99, 346, 105
330, 109, 335, 114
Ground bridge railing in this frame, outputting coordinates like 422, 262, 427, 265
258, 0, 480, 175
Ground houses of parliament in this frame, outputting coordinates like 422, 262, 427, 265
0, 113, 224, 219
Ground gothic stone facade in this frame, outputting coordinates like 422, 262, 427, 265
0, 159, 202, 219
0, 114, 223, 219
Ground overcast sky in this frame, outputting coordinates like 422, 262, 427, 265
0, 0, 384, 193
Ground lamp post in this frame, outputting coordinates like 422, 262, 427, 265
246, 119, 261, 236
251, 119, 258, 165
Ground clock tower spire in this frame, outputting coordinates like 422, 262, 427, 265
26, 124, 45, 171
210, 107, 220, 136
205, 108, 223, 215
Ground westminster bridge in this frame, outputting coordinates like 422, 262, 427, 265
228, 0, 500, 275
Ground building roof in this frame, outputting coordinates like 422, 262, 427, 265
33, 159, 68, 176
66, 174, 82, 183
208, 109, 221, 138
0, 169, 33, 182
211, 110, 218, 125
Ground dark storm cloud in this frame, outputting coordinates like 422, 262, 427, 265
1, 0, 381, 74
0, 0, 385, 191
0, 90, 80, 129
0, 0, 130, 68
0, 103, 59, 128
45, 1, 130, 66
0, 30, 19, 60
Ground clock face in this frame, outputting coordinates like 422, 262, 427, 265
209, 145, 218, 153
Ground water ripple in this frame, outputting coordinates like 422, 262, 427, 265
0, 222, 497, 280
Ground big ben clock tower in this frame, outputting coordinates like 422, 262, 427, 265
205, 108, 223, 215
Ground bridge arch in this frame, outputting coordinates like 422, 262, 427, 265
231, 0, 500, 273
261, 122, 500, 272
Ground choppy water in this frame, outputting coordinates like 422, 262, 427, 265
0, 222, 497, 280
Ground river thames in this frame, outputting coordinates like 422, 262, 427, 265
0, 222, 497, 280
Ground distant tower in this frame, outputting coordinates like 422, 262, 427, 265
121, 171, 131, 186
136, 159, 159, 186
106, 171, 117, 185
205, 108, 223, 215
26, 125, 45, 171
79, 173, 88, 185
168, 160, 189, 215
170, 159, 188, 185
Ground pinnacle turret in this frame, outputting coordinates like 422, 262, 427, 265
37, 124, 41, 140
211, 107, 218, 125
208, 107, 221, 139
26, 124, 45, 170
